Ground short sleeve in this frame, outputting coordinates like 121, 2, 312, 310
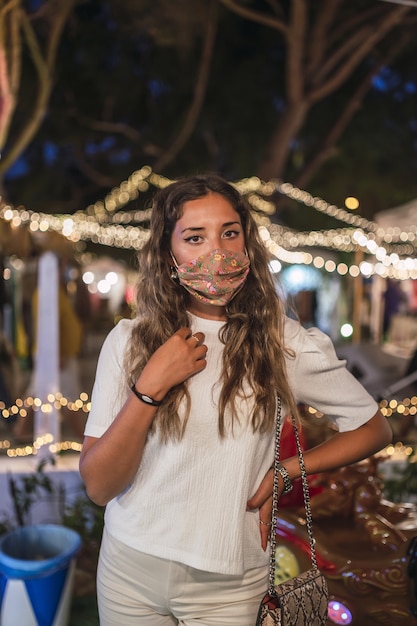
284, 317, 378, 432
83, 319, 134, 438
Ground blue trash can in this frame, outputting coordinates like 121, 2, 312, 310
0, 524, 81, 626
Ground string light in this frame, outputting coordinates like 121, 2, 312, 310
3, 440, 83, 458
0, 392, 91, 421
3, 167, 417, 459
5, 166, 417, 279
0, 392, 413, 458
2, 166, 417, 254
0, 392, 90, 457
379, 0, 417, 7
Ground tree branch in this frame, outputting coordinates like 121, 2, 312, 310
286, 0, 307, 103
0, 46, 13, 147
309, 5, 409, 103
295, 34, 412, 189
329, 2, 390, 42
265, 0, 284, 19
306, 0, 341, 76
0, 0, 20, 148
0, 0, 77, 175
312, 25, 373, 86
257, 100, 308, 181
219, 0, 286, 33
73, 115, 163, 158
73, 144, 121, 189
153, 0, 218, 172
7, 3, 21, 95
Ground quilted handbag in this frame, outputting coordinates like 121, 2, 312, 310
255, 399, 328, 625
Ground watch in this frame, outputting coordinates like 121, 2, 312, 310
276, 463, 293, 494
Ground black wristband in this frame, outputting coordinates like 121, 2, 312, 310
131, 385, 162, 407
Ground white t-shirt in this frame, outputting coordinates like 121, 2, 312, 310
84, 313, 378, 575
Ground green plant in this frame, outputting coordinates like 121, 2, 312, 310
62, 494, 104, 548
0, 513, 13, 537
1, 455, 104, 549
7, 458, 55, 527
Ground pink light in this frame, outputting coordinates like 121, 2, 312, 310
328, 600, 353, 625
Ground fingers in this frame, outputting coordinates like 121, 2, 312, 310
176, 327, 204, 347
142, 328, 208, 392
259, 519, 273, 552
258, 496, 273, 551
134, 328, 208, 410
184, 330, 207, 368
176, 328, 207, 363
246, 467, 274, 551
188, 331, 204, 347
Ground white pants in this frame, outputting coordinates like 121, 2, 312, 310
97, 528, 269, 625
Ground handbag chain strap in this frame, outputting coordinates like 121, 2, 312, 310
267, 397, 318, 594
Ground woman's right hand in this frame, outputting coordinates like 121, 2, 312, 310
135, 327, 207, 402
80, 327, 207, 506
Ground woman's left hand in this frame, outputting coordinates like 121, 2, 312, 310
247, 468, 277, 551
247, 409, 392, 551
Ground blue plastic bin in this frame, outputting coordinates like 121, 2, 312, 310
0, 524, 81, 626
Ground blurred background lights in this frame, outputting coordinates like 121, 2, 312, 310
359, 261, 373, 276
324, 259, 336, 272
97, 279, 111, 294
62, 218, 74, 236
328, 600, 353, 624
82, 270, 94, 285
4, 168, 417, 280
105, 271, 118, 285
268, 258, 282, 274
340, 323, 353, 338
280, 264, 322, 294
344, 196, 359, 210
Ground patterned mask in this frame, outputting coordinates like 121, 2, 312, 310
172, 248, 250, 306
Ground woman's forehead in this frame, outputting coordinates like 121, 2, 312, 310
175, 193, 240, 225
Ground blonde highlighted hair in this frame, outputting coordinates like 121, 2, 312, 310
126, 173, 298, 441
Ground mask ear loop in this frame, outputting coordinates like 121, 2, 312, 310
170, 251, 179, 281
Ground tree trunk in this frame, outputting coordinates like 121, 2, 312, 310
257, 101, 308, 181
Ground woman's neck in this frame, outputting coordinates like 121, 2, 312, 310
186, 300, 227, 321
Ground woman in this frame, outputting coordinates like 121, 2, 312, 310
79, 173, 392, 625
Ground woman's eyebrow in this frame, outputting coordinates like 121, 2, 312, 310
222, 221, 241, 227
180, 226, 205, 234
180, 221, 240, 234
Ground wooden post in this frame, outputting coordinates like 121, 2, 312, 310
370, 275, 384, 343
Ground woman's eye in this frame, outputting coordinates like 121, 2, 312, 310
223, 229, 239, 238
185, 235, 202, 243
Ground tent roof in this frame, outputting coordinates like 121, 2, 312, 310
375, 198, 417, 230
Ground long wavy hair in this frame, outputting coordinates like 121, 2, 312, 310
125, 173, 298, 441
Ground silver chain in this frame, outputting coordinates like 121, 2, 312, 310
268, 398, 318, 594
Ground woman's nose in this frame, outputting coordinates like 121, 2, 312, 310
211, 238, 226, 250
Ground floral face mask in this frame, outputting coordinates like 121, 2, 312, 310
171, 248, 250, 306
